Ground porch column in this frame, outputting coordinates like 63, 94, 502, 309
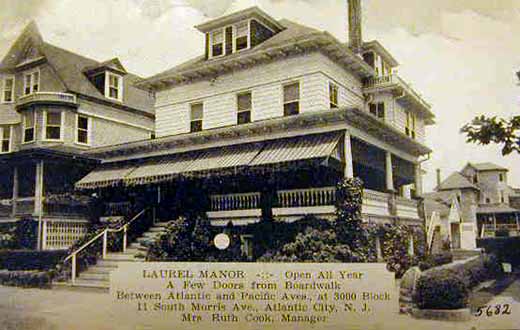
414, 163, 423, 197
385, 151, 394, 192
343, 131, 354, 178
11, 166, 18, 217
35, 160, 44, 250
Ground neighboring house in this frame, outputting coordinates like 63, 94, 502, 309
430, 163, 520, 242
0, 22, 155, 250
76, 2, 435, 247
423, 190, 467, 252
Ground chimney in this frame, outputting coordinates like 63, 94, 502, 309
436, 169, 442, 187
348, 0, 363, 53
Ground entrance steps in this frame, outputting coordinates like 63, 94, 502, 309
452, 249, 483, 261
53, 222, 169, 292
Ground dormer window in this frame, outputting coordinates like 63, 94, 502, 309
210, 30, 224, 58
105, 72, 123, 101
207, 20, 253, 59
235, 21, 249, 52
23, 70, 39, 95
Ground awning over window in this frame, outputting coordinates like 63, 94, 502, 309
75, 165, 136, 189
75, 132, 343, 189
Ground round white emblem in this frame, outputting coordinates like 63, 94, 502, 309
214, 233, 230, 250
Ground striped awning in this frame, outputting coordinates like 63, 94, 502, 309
75, 165, 137, 189
76, 132, 342, 189
124, 143, 261, 186
250, 133, 341, 166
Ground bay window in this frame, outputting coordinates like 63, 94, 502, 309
23, 112, 35, 143
44, 110, 63, 140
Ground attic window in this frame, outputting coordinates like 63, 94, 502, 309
211, 30, 224, 58
105, 72, 123, 101
235, 21, 249, 52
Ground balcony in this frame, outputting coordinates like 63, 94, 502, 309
16, 92, 78, 110
363, 74, 433, 119
207, 187, 420, 225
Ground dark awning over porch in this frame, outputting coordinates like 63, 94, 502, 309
75, 132, 343, 190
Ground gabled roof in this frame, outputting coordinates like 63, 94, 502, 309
83, 58, 127, 75
436, 172, 479, 191
137, 19, 374, 90
0, 22, 154, 116
423, 191, 458, 218
466, 162, 508, 172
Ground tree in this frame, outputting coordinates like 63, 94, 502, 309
461, 115, 520, 155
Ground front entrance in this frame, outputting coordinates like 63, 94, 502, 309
450, 223, 461, 249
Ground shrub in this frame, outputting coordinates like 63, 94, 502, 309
0, 232, 16, 249
414, 254, 503, 309
147, 215, 220, 261
0, 250, 68, 271
419, 252, 454, 271
477, 237, 520, 266
0, 270, 52, 288
12, 219, 38, 250
415, 269, 469, 309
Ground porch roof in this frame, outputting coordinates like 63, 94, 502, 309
75, 132, 342, 189
75, 164, 137, 189
477, 205, 520, 215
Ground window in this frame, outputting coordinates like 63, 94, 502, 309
235, 21, 249, 52
2, 77, 14, 103
44, 110, 62, 140
23, 112, 35, 143
473, 175, 478, 183
106, 72, 123, 101
76, 115, 90, 145
500, 191, 505, 204
0, 126, 11, 153
190, 103, 203, 132
405, 111, 416, 139
369, 102, 385, 120
211, 29, 224, 58
237, 92, 252, 124
329, 82, 338, 108
499, 173, 504, 182
23, 70, 39, 95
485, 197, 491, 204
283, 82, 300, 116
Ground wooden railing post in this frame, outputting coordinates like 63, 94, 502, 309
102, 230, 108, 259
123, 226, 128, 253
71, 254, 76, 285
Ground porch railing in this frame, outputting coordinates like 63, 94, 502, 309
276, 187, 336, 208
210, 192, 261, 211
63, 208, 149, 285
14, 198, 35, 216
105, 201, 133, 217
481, 223, 520, 237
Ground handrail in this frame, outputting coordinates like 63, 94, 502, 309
63, 207, 149, 285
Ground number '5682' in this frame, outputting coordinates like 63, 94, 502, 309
474, 304, 511, 317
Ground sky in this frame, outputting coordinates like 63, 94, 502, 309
1, 0, 519, 191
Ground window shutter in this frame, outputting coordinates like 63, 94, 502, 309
205, 33, 210, 59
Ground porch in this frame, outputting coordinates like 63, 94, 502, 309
0, 150, 97, 250
207, 186, 419, 226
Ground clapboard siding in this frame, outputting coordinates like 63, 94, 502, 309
155, 52, 365, 137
